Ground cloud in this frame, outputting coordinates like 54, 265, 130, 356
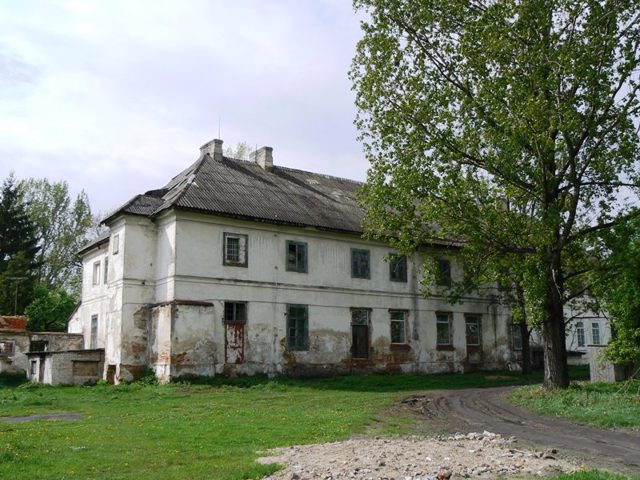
0, 1, 367, 213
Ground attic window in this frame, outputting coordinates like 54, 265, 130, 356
223, 233, 248, 267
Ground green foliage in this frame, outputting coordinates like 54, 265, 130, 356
592, 219, 640, 365
18, 178, 93, 296
351, 0, 640, 388
0, 176, 40, 315
24, 285, 77, 332
511, 380, 640, 429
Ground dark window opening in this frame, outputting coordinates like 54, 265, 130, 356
389, 254, 407, 282
287, 304, 309, 351
437, 258, 451, 286
286, 241, 308, 273
351, 249, 370, 279
29, 340, 48, 352
224, 302, 247, 324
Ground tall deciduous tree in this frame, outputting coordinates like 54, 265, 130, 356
19, 178, 93, 296
0, 176, 40, 314
351, 0, 640, 388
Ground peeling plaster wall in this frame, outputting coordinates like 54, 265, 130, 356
77, 209, 514, 382
167, 212, 513, 378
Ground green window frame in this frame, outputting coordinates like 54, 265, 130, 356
286, 240, 308, 273
389, 254, 407, 282
287, 304, 309, 351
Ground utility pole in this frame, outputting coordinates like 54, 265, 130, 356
6, 276, 27, 315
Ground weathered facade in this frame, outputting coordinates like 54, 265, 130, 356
70, 139, 516, 383
26, 349, 104, 385
0, 316, 84, 375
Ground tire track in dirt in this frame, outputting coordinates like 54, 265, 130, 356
412, 387, 640, 475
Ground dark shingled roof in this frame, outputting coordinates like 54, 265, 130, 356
104, 154, 365, 233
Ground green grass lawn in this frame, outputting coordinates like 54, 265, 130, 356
0, 366, 597, 480
510, 379, 640, 429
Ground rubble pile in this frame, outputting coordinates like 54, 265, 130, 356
259, 432, 577, 479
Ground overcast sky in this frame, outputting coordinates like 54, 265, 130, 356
0, 0, 367, 214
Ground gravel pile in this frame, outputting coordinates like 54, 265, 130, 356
258, 431, 577, 479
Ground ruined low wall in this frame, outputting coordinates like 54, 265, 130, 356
26, 349, 105, 386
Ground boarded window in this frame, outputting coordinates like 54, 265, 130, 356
389, 254, 407, 282
0, 340, 15, 355
224, 302, 247, 324
112, 234, 120, 254
351, 249, 370, 279
465, 315, 481, 346
223, 233, 248, 266
103, 257, 109, 284
29, 340, 48, 352
576, 321, 585, 347
72, 361, 100, 377
592, 322, 601, 345
436, 312, 452, 346
436, 258, 451, 286
286, 240, 308, 273
390, 310, 407, 344
287, 304, 309, 351
92, 261, 101, 286
90, 315, 98, 349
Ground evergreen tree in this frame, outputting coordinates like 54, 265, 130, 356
0, 175, 40, 314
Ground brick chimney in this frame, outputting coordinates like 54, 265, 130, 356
250, 146, 273, 171
200, 138, 223, 161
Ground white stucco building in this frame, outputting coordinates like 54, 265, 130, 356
69, 139, 516, 383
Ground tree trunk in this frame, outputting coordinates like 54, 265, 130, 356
520, 320, 532, 375
542, 248, 569, 389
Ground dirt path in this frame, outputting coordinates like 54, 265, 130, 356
0, 412, 83, 422
401, 386, 640, 475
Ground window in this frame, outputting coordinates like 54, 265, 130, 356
0, 340, 14, 356
576, 321, 585, 348
390, 310, 407, 344
592, 322, 601, 345
223, 233, 248, 266
30, 360, 37, 376
287, 304, 309, 351
436, 258, 451, 286
112, 234, 120, 254
465, 314, 481, 346
29, 340, 48, 352
351, 249, 370, 279
92, 261, 101, 286
103, 257, 109, 284
224, 302, 247, 324
389, 254, 407, 282
512, 323, 523, 350
286, 240, 308, 273
436, 312, 452, 346
90, 315, 98, 349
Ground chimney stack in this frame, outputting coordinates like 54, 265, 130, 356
251, 146, 274, 171
200, 138, 224, 161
